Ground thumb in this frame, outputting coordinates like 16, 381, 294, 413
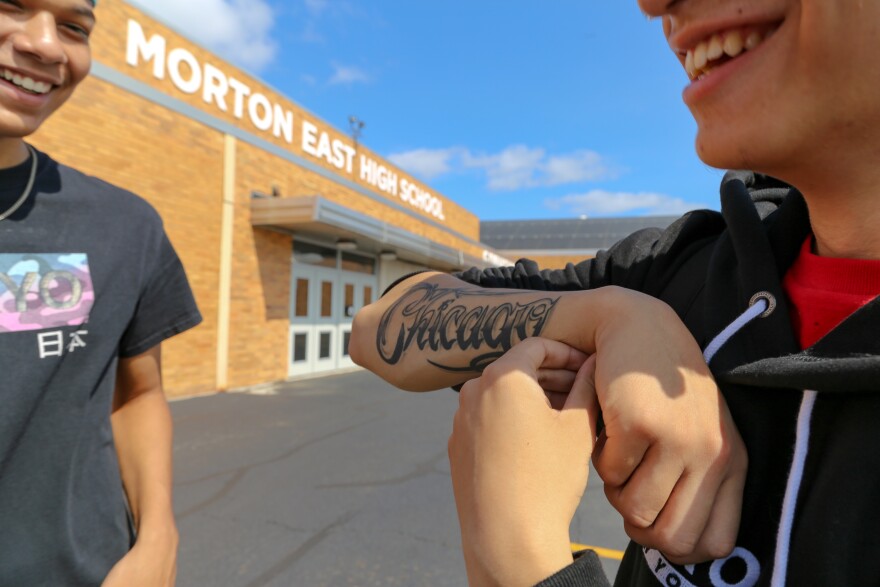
563, 354, 599, 437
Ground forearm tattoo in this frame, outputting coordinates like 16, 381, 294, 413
376, 283, 559, 373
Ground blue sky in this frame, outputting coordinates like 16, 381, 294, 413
129, 0, 728, 220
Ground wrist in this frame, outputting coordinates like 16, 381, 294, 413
470, 529, 574, 587
135, 510, 178, 545
543, 287, 622, 353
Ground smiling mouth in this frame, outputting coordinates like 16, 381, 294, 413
0, 68, 54, 95
684, 24, 780, 81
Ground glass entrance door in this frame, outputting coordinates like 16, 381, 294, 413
289, 241, 377, 378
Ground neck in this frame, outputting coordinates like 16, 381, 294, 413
0, 139, 30, 169
796, 177, 880, 260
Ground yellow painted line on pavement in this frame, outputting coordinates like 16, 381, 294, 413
570, 543, 625, 561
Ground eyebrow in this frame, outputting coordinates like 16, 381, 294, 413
72, 4, 96, 23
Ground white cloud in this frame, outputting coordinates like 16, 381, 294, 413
544, 190, 701, 217
128, 0, 278, 71
328, 62, 371, 85
543, 151, 611, 186
388, 144, 615, 191
463, 145, 547, 191
388, 148, 462, 180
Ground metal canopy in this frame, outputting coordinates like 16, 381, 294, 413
251, 195, 490, 270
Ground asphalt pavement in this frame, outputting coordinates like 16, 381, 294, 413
171, 369, 629, 587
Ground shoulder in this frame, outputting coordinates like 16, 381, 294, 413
52, 158, 164, 229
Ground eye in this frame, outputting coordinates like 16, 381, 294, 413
0, 0, 24, 10
61, 22, 91, 40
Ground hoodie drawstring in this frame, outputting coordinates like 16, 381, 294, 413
769, 389, 816, 587
642, 292, 778, 587
703, 291, 776, 363
703, 291, 816, 586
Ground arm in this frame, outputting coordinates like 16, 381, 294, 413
102, 345, 177, 587
350, 271, 614, 391
448, 338, 607, 586
353, 271, 747, 564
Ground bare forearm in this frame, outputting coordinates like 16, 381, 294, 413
350, 272, 617, 390
111, 388, 176, 534
106, 345, 178, 586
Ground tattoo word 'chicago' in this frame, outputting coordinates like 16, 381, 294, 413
376, 283, 559, 372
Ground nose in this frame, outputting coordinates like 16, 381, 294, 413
11, 12, 68, 65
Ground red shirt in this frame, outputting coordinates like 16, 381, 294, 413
783, 237, 880, 349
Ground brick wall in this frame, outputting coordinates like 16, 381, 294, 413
26, 0, 490, 396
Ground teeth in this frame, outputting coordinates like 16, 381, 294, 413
723, 30, 744, 57
685, 27, 769, 80
694, 41, 708, 70
0, 68, 52, 94
707, 34, 724, 60
745, 30, 763, 50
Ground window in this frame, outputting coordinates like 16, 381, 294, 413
345, 283, 355, 316
341, 252, 375, 275
293, 333, 307, 362
321, 281, 333, 317
364, 286, 373, 306
294, 241, 336, 268
295, 279, 309, 317
343, 332, 351, 357
319, 332, 331, 359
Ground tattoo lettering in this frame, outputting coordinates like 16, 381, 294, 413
376, 283, 559, 372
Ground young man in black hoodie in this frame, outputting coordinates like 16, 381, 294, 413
0, 1, 201, 585
351, 0, 880, 585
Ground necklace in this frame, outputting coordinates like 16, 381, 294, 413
0, 145, 37, 222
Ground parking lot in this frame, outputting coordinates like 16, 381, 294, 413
171, 370, 629, 586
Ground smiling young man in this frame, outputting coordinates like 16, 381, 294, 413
351, 0, 880, 585
0, 1, 201, 586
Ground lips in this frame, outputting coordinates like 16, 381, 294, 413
681, 23, 780, 81
0, 68, 54, 95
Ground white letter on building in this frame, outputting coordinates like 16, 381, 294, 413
228, 77, 251, 120
360, 155, 375, 183
167, 48, 202, 94
273, 104, 294, 144
248, 93, 273, 132
126, 19, 166, 79
301, 120, 319, 156
202, 63, 229, 112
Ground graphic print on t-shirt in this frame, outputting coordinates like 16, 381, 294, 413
0, 253, 94, 333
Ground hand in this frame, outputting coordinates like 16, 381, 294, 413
101, 527, 178, 587
589, 288, 748, 564
448, 338, 600, 587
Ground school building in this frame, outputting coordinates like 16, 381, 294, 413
30, 1, 673, 398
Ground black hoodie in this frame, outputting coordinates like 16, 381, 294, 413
455, 172, 880, 587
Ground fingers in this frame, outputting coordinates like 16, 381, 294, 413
562, 355, 600, 446
623, 464, 744, 564
688, 468, 745, 561
537, 368, 578, 393
486, 338, 587, 380
616, 430, 747, 563
592, 425, 650, 488
604, 443, 684, 530
564, 355, 597, 412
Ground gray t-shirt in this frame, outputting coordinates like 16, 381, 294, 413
0, 148, 202, 586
